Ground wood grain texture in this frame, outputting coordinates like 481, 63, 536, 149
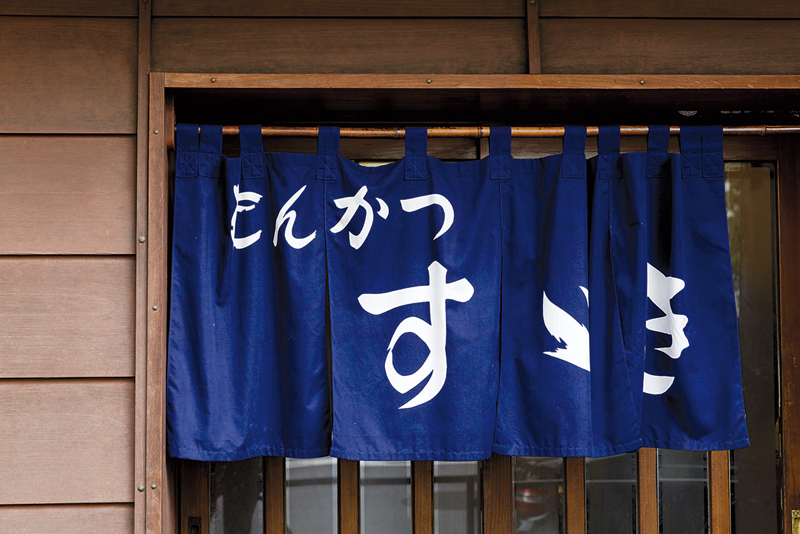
180, 461, 209, 534
526, 0, 541, 74
0, 1, 136, 16
412, 462, 434, 534
0, 379, 134, 504
264, 457, 286, 534
482, 455, 513, 534
164, 73, 800, 90
0, 257, 134, 378
154, 0, 522, 17
0, 17, 136, 134
0, 136, 136, 255
637, 449, 658, 534
338, 460, 360, 534
540, 19, 800, 74
708, 451, 731, 534
539, 0, 800, 18
152, 19, 526, 74
135, 3, 151, 534
0, 504, 133, 534
778, 136, 800, 534
564, 458, 586, 534
146, 71, 168, 534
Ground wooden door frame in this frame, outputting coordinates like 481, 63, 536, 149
143, 73, 800, 534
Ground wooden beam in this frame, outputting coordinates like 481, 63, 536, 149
637, 449, 658, 534
564, 457, 586, 534
163, 73, 800, 90
482, 454, 513, 534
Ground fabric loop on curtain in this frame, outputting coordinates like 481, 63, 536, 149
167, 124, 749, 462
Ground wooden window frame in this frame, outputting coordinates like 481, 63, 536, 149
143, 73, 800, 534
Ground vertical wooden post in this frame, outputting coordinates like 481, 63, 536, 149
637, 448, 659, 534
264, 457, 286, 534
564, 457, 585, 534
135, 0, 152, 533
482, 454, 514, 534
778, 136, 800, 534
412, 462, 434, 534
338, 460, 360, 534
146, 71, 168, 534
525, 0, 542, 74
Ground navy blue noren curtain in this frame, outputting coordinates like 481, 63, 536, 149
167, 124, 749, 461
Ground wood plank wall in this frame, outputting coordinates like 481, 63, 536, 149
1, 2, 799, 534
0, 3, 138, 534
150, 0, 800, 75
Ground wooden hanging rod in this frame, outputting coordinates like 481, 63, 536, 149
167, 125, 800, 150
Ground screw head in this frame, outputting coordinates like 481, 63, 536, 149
211, 77, 216, 82
138, 485, 145, 492
152, 305, 158, 311
426, 79, 432, 84
151, 483, 157, 490
639, 79, 646, 85
153, 129, 159, 134
138, 235, 146, 243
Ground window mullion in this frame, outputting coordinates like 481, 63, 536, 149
482, 454, 514, 534
263, 457, 285, 534
338, 459, 360, 534
565, 457, 586, 534
709, 450, 731, 534
412, 461, 434, 534
638, 448, 658, 534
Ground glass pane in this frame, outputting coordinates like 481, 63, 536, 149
434, 461, 480, 534
658, 449, 707, 534
286, 457, 337, 534
724, 162, 779, 534
514, 457, 564, 534
585, 453, 636, 534
210, 458, 263, 534
360, 461, 411, 534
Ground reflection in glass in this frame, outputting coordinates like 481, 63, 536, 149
434, 462, 480, 534
286, 457, 337, 534
658, 450, 707, 534
514, 457, 564, 534
210, 458, 263, 534
585, 453, 636, 534
724, 163, 779, 534
360, 461, 411, 534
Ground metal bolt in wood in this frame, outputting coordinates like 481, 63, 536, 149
138, 485, 145, 492
139, 235, 146, 243
152, 305, 158, 311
